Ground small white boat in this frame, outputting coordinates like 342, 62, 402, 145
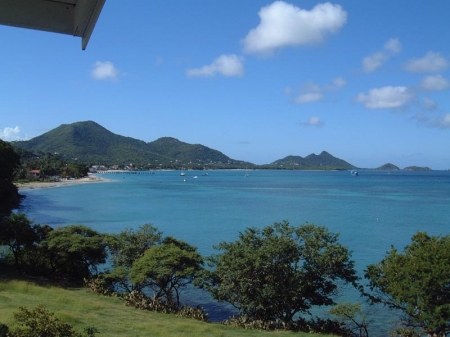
193, 176, 198, 179
351, 170, 358, 176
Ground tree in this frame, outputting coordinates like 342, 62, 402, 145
130, 236, 203, 306
329, 303, 370, 337
365, 232, 450, 337
42, 225, 107, 282
104, 224, 162, 292
0, 213, 36, 272
205, 221, 357, 325
0, 139, 21, 216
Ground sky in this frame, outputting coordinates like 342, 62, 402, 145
1, 1, 450, 169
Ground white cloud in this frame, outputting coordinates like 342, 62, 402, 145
242, 1, 347, 55
329, 76, 347, 91
0, 126, 26, 141
420, 97, 438, 112
186, 54, 244, 77
91, 61, 119, 81
293, 77, 345, 104
356, 86, 413, 109
383, 38, 402, 54
404, 51, 448, 73
415, 113, 450, 129
301, 116, 324, 127
362, 52, 388, 73
420, 74, 449, 91
295, 92, 323, 103
362, 38, 402, 73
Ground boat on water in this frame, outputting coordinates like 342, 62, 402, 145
351, 170, 358, 176
180, 172, 185, 176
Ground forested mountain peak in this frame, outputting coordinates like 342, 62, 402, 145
12, 121, 357, 170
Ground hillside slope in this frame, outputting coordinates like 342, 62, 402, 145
269, 151, 355, 170
13, 121, 245, 168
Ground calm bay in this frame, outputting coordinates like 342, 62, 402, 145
17, 169, 450, 334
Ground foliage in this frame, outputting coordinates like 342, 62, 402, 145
0, 323, 8, 337
7, 305, 98, 337
104, 223, 163, 292
2, 280, 321, 337
130, 236, 204, 306
205, 221, 358, 326
365, 231, 450, 337
329, 303, 370, 337
41, 225, 107, 282
13, 150, 88, 181
12, 121, 250, 169
124, 290, 208, 322
0, 214, 36, 271
0, 213, 54, 275
0, 140, 21, 216
84, 274, 117, 297
222, 315, 349, 334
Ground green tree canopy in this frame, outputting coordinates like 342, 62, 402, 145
205, 221, 357, 325
130, 236, 204, 306
0, 213, 35, 271
104, 224, 163, 292
0, 140, 21, 216
365, 231, 450, 337
42, 225, 107, 282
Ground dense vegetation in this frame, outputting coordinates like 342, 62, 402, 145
1, 280, 323, 337
2, 210, 450, 336
13, 149, 89, 181
365, 232, 450, 336
205, 222, 357, 328
12, 121, 355, 170
12, 121, 252, 169
0, 140, 22, 217
267, 152, 355, 170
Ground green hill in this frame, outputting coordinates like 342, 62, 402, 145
404, 166, 432, 171
268, 151, 355, 170
12, 121, 249, 169
12, 121, 357, 170
1, 279, 322, 337
376, 163, 400, 170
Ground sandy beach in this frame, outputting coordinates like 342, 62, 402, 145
15, 174, 110, 190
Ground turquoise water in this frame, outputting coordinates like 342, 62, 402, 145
18, 170, 450, 333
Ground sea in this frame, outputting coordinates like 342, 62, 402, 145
17, 169, 450, 335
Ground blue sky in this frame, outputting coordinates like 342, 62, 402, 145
1, 1, 450, 169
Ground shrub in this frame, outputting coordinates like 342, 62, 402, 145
8, 305, 98, 337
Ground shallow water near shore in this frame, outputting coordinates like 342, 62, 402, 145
18, 169, 450, 335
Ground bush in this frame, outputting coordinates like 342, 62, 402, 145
125, 291, 208, 322
8, 305, 98, 337
0, 323, 9, 337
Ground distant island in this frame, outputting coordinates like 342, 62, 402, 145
11, 121, 433, 171
376, 163, 400, 170
376, 163, 432, 171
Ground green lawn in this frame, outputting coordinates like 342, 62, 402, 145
0, 279, 334, 337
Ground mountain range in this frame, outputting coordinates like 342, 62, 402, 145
12, 121, 356, 170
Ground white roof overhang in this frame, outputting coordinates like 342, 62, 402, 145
0, 0, 105, 50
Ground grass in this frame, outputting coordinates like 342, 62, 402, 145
0, 279, 334, 337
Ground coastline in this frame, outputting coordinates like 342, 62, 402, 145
15, 174, 110, 190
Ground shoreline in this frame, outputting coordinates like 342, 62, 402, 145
15, 174, 110, 191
